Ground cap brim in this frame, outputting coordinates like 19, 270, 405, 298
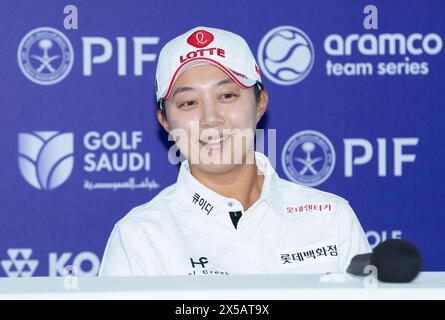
162, 57, 257, 101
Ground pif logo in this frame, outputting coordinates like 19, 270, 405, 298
187, 30, 214, 48
281, 130, 335, 187
17, 27, 74, 85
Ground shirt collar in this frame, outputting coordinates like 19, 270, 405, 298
254, 151, 285, 218
175, 151, 285, 225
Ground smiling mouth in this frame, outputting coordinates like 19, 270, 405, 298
199, 135, 231, 148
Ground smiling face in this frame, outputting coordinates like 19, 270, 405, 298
157, 64, 268, 174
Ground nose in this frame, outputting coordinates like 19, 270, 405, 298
200, 100, 224, 129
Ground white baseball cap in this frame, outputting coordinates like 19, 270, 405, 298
155, 26, 263, 109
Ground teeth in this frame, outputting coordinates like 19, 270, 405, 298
202, 135, 230, 144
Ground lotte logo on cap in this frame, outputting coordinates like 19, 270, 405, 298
187, 30, 214, 48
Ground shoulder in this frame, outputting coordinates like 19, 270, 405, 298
115, 182, 180, 230
277, 175, 350, 207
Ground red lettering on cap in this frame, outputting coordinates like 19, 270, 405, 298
255, 65, 261, 77
179, 48, 225, 63
187, 30, 214, 48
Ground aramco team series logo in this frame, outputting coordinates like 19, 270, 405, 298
17, 27, 74, 85
18, 131, 74, 190
281, 130, 335, 187
0, 249, 39, 277
257, 26, 314, 85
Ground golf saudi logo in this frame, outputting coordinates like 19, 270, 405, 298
18, 132, 74, 190
257, 25, 314, 85
281, 130, 335, 187
17, 27, 74, 85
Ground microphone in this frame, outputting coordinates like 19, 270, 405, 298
347, 239, 422, 283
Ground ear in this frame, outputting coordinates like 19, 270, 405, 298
157, 109, 171, 133
256, 90, 269, 124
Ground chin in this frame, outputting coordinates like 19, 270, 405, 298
191, 148, 246, 175
197, 162, 239, 174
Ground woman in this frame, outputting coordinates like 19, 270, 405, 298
99, 26, 371, 276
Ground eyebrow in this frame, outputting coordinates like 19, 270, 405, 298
172, 86, 195, 98
171, 78, 235, 98
215, 78, 234, 87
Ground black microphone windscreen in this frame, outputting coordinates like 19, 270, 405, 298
371, 239, 422, 283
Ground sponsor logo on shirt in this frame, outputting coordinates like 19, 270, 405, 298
192, 193, 214, 215
190, 257, 208, 268
188, 256, 229, 276
285, 203, 334, 214
279, 242, 339, 267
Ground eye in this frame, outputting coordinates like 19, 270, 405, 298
178, 100, 197, 108
220, 92, 238, 101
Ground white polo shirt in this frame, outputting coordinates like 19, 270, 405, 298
99, 151, 371, 277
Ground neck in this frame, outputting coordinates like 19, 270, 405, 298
190, 154, 265, 212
